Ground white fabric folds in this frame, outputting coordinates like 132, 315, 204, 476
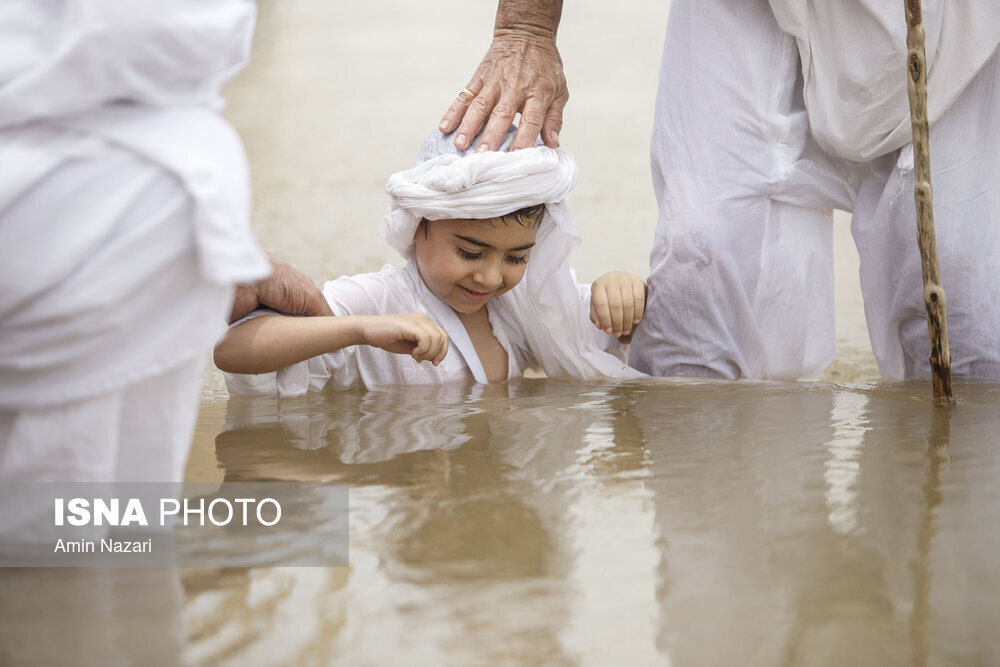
381, 129, 642, 381
0, 0, 269, 285
0, 0, 269, 409
767, 1, 1000, 162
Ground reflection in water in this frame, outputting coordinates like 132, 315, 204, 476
824, 391, 870, 536
6, 380, 999, 665
910, 405, 950, 667
179, 380, 1000, 666
0, 567, 184, 666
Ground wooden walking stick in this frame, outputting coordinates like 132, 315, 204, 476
903, 0, 953, 404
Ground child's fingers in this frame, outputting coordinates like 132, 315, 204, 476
411, 321, 449, 364
431, 334, 449, 366
619, 287, 635, 336
631, 279, 646, 324
407, 326, 429, 360
424, 323, 449, 365
590, 285, 613, 333
606, 286, 625, 336
590, 274, 647, 340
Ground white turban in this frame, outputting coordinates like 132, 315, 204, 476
380, 129, 643, 381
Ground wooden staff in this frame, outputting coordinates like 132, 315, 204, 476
903, 0, 953, 404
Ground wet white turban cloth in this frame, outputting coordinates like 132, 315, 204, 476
381, 129, 642, 380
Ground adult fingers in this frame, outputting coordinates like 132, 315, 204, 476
228, 284, 258, 324
260, 254, 332, 317
453, 82, 502, 151
439, 84, 479, 137
513, 89, 567, 150
509, 94, 547, 151
300, 287, 334, 317
446, 35, 565, 152
477, 88, 521, 153
539, 90, 568, 149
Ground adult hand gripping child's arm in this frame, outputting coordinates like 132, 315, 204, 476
214, 313, 449, 375
590, 272, 647, 343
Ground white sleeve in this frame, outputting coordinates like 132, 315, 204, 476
223, 267, 401, 396
222, 309, 359, 399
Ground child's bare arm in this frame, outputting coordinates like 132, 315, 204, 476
214, 313, 449, 374
590, 271, 647, 342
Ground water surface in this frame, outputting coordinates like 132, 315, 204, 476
6, 2, 997, 665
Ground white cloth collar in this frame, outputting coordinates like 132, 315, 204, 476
404, 260, 489, 384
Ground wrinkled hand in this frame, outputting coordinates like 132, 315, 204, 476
439, 33, 568, 153
590, 272, 647, 342
228, 253, 333, 323
360, 313, 449, 365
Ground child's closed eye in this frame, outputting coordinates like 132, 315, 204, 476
506, 255, 529, 265
456, 247, 482, 261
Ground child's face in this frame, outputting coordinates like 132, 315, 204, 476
413, 218, 538, 314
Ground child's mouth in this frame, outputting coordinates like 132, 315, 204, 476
458, 285, 494, 303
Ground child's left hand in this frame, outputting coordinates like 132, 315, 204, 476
590, 271, 647, 342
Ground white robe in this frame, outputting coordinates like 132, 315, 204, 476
225, 262, 629, 397
768, 0, 1000, 161
630, 0, 1000, 381
0, 1, 268, 482
0, 0, 269, 410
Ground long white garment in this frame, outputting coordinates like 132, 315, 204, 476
0, 1, 270, 487
0, 0, 269, 410
768, 0, 1000, 161
630, 0, 1000, 381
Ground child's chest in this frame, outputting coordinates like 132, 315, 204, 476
458, 310, 509, 383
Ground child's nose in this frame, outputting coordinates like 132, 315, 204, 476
473, 261, 503, 290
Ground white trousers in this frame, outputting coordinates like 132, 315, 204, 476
0, 358, 206, 483
0, 136, 234, 482
629, 0, 1000, 381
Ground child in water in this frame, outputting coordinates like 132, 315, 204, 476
216, 127, 647, 396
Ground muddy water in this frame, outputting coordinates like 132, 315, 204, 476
5, 380, 997, 665
183, 379, 1000, 666
4, 1, 998, 666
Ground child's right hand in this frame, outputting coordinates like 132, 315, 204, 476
358, 313, 449, 365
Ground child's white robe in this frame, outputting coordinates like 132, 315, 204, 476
226, 262, 629, 397
227, 127, 642, 396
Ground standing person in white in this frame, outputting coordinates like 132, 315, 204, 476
0, 1, 327, 483
441, 0, 1000, 381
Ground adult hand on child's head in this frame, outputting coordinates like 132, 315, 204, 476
229, 253, 333, 323
590, 272, 647, 343
360, 313, 449, 366
439, 25, 568, 153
